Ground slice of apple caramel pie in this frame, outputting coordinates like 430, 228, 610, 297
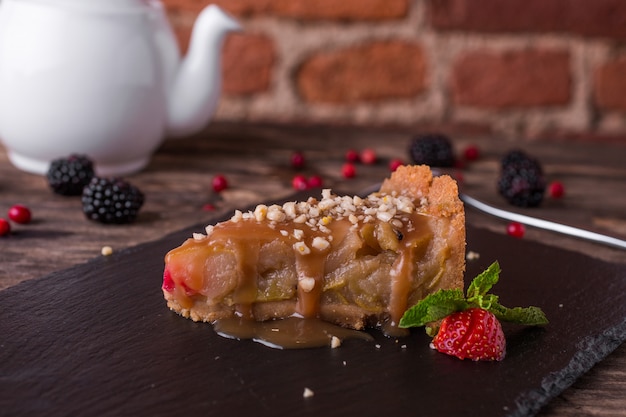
162, 165, 465, 334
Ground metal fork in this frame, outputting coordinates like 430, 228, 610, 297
460, 193, 626, 251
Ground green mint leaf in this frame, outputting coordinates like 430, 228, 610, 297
399, 260, 548, 332
399, 289, 468, 328
466, 261, 501, 299
489, 304, 549, 325
471, 293, 500, 310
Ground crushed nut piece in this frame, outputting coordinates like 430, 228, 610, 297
267, 205, 286, 222
254, 204, 268, 221
282, 201, 296, 218
376, 210, 394, 222
230, 210, 243, 223
294, 241, 311, 255
312, 236, 330, 251
299, 277, 316, 292
303, 387, 314, 398
101, 246, 113, 256
330, 336, 341, 348
466, 250, 480, 260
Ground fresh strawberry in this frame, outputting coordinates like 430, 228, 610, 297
431, 308, 506, 361
400, 261, 548, 362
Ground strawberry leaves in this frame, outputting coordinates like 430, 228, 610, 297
399, 261, 548, 329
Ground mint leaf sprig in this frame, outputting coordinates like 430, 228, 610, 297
399, 261, 548, 331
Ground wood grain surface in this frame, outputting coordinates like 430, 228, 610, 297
1, 122, 625, 416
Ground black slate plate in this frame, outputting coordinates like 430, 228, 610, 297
1, 203, 625, 417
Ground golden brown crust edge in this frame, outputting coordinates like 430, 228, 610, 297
380, 165, 464, 218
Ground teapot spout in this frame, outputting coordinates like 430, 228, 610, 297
166, 5, 240, 137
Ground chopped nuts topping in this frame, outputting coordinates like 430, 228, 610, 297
205, 189, 423, 256
298, 277, 316, 292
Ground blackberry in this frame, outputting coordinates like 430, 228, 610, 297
46, 154, 95, 196
408, 133, 455, 167
82, 177, 144, 224
497, 151, 546, 207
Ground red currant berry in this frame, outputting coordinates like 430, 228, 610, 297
548, 181, 565, 199
307, 175, 323, 188
463, 145, 480, 161
389, 159, 404, 172
212, 175, 228, 192
8, 204, 32, 224
0, 218, 10, 236
345, 149, 360, 163
292, 174, 309, 190
506, 222, 525, 238
291, 151, 305, 169
360, 148, 377, 165
342, 163, 356, 179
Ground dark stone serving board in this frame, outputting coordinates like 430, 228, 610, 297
1, 202, 625, 417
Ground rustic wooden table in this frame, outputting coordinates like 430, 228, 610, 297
1, 122, 624, 416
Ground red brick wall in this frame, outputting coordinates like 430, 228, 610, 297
163, 0, 626, 140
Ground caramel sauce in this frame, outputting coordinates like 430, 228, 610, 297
295, 250, 327, 318
213, 317, 374, 349
387, 217, 431, 328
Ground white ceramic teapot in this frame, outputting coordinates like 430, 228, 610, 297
0, 0, 240, 176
